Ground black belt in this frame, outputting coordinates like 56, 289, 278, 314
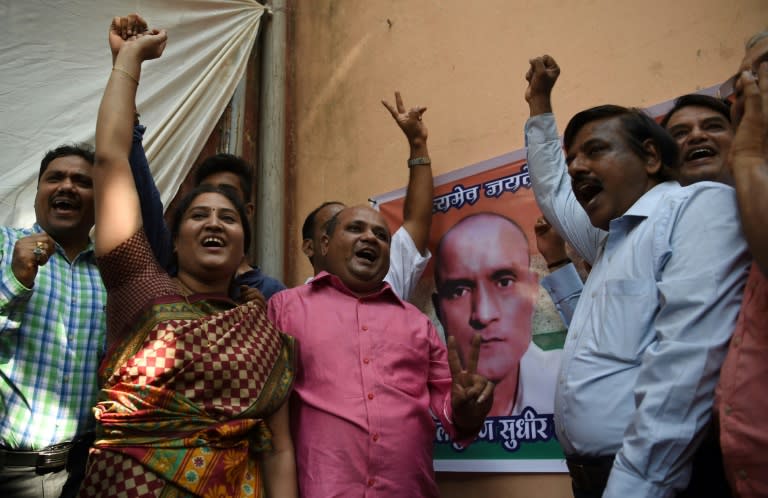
566, 454, 615, 494
0, 436, 92, 471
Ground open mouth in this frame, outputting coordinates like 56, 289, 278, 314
202, 236, 225, 248
572, 178, 603, 207
51, 197, 78, 212
355, 247, 377, 263
684, 146, 717, 162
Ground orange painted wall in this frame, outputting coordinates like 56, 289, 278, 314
284, 1, 766, 495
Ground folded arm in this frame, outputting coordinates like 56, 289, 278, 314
0, 236, 32, 331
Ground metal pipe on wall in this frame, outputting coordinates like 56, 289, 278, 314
256, 0, 287, 281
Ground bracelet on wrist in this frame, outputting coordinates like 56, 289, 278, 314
112, 66, 139, 86
407, 156, 431, 167
547, 257, 571, 270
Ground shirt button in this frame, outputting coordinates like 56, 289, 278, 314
362, 325, 369, 331
559, 376, 565, 384
724, 405, 732, 415
363, 358, 370, 364
372, 433, 379, 442
367, 478, 375, 487
367, 393, 374, 400
733, 336, 741, 347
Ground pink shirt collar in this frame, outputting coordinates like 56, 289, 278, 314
310, 271, 406, 307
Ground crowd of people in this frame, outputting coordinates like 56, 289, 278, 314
0, 11, 766, 498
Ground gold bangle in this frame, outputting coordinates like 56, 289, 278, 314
112, 66, 139, 86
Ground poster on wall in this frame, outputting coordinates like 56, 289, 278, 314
371, 85, 720, 473
375, 150, 568, 473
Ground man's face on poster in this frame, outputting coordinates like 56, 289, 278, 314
434, 214, 537, 384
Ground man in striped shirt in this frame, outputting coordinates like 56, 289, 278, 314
0, 144, 105, 497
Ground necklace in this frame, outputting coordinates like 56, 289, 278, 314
173, 277, 198, 303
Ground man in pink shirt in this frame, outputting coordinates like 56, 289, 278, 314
268, 205, 494, 498
715, 30, 768, 498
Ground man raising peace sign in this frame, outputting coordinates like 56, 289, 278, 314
268, 204, 493, 498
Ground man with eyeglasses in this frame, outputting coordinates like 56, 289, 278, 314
714, 30, 768, 498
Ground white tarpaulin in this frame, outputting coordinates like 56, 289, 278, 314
0, 0, 264, 227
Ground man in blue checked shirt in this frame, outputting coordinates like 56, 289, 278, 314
0, 144, 105, 497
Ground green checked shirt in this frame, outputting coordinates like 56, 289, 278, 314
0, 224, 106, 450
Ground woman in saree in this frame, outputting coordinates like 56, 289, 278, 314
78, 16, 298, 498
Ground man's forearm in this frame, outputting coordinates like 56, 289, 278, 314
733, 160, 768, 275
528, 96, 553, 117
0, 265, 31, 332
129, 125, 173, 269
402, 139, 432, 254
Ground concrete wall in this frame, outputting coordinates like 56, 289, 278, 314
284, 1, 766, 495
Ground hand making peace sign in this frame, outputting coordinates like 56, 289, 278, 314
448, 333, 495, 433
382, 91, 428, 146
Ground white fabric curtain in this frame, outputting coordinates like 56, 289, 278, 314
0, 0, 264, 227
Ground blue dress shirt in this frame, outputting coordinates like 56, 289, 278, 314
540, 262, 583, 327
525, 113, 750, 497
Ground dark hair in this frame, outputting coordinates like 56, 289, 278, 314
659, 94, 731, 129
323, 208, 344, 238
302, 201, 345, 241
563, 105, 679, 182
38, 144, 95, 182
194, 154, 254, 202
170, 184, 251, 256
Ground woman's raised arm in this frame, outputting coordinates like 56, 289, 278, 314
94, 16, 166, 256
